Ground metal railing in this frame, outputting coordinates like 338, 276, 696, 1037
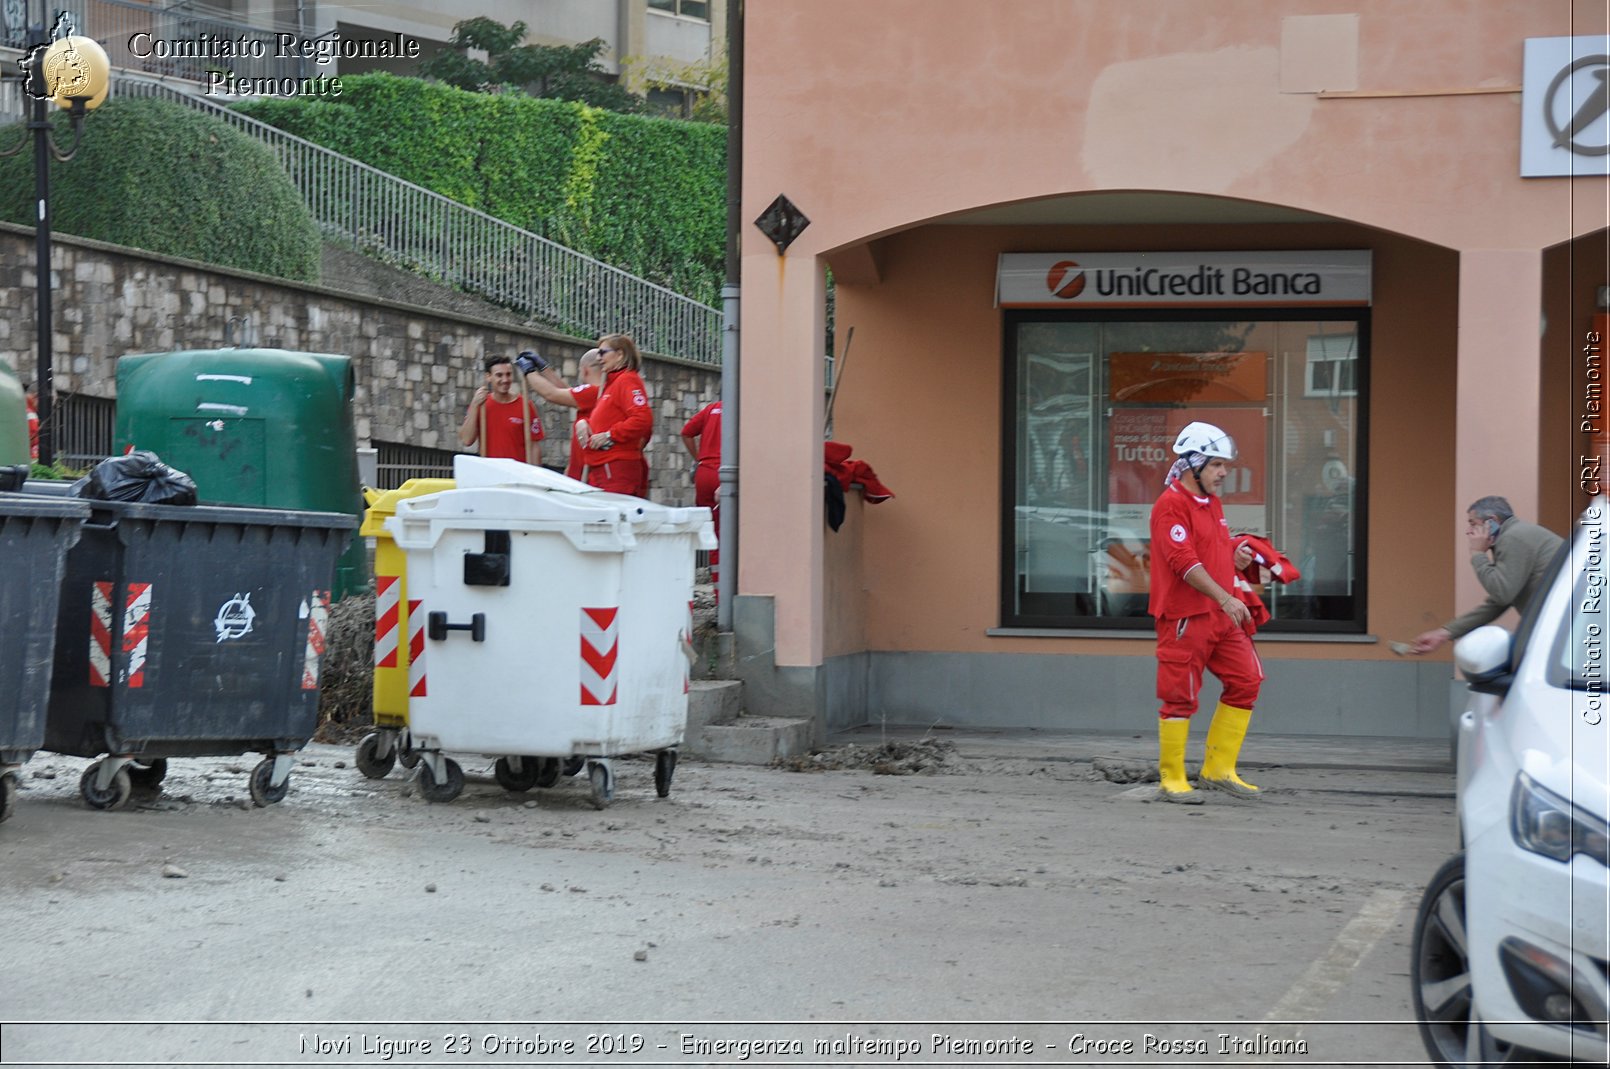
0, 48, 723, 364
372, 440, 456, 490
48, 391, 115, 470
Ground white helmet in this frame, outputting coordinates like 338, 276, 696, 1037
1172, 421, 1236, 460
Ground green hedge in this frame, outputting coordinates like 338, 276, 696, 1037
236, 75, 725, 304
0, 97, 321, 282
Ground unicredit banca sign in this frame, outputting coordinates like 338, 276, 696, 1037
996, 251, 1372, 308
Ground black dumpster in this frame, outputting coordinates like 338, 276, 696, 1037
0, 494, 90, 823
44, 499, 355, 810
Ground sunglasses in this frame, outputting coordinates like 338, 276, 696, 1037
599, 346, 618, 354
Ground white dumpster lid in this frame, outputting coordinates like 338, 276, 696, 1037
453, 455, 596, 493
389, 456, 714, 545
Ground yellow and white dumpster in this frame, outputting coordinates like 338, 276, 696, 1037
355, 478, 454, 779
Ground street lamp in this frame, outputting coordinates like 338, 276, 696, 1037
1, 9, 109, 467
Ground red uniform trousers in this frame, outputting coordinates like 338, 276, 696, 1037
588, 458, 648, 496
694, 461, 720, 589
1154, 610, 1263, 719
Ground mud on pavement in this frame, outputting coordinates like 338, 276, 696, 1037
0, 736, 1453, 1066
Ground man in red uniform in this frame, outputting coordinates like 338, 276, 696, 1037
458, 353, 555, 464
682, 398, 722, 584
1148, 421, 1263, 804
519, 334, 653, 496
564, 348, 605, 482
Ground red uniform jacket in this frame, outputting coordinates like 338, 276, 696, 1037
1148, 480, 1233, 620
578, 369, 652, 469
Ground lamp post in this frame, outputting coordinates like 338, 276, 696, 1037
1, 9, 109, 467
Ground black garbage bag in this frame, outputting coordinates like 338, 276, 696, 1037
72, 450, 198, 506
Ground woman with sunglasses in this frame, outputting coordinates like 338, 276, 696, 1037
517, 334, 654, 496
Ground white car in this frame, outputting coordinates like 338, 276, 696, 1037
1411, 500, 1609, 1064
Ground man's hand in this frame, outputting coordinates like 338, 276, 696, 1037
1220, 595, 1251, 628
587, 430, 614, 450
515, 350, 547, 376
1466, 527, 1494, 554
469, 385, 488, 411
1232, 543, 1255, 571
1409, 627, 1452, 655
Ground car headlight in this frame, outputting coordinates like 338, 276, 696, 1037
1511, 773, 1610, 866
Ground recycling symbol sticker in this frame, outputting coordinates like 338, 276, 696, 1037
214, 592, 256, 643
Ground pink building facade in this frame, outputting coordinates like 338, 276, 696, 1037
733, 0, 1610, 739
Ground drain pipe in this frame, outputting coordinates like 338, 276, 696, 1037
716, 0, 742, 631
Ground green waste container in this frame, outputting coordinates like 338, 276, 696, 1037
0, 363, 31, 466
114, 348, 367, 598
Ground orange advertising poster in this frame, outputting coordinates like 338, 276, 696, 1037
1108, 351, 1268, 403
1109, 407, 1267, 510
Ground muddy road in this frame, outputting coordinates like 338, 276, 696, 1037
0, 736, 1453, 1066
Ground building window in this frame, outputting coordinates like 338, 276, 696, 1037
648, 0, 710, 20
1002, 309, 1367, 632
1304, 332, 1358, 396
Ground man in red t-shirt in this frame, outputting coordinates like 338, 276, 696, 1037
459, 353, 561, 464
565, 348, 605, 482
1147, 421, 1262, 804
681, 399, 721, 509
682, 398, 722, 586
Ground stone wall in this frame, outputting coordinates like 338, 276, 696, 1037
0, 224, 721, 504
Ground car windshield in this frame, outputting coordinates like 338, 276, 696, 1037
1553, 529, 1609, 691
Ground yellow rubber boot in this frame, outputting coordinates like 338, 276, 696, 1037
1157, 717, 1203, 804
1199, 702, 1261, 798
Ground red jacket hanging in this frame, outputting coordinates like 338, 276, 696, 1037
1228, 534, 1302, 634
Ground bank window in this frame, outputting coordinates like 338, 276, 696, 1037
1002, 310, 1367, 632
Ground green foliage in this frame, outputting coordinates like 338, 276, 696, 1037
237, 74, 725, 304
30, 459, 83, 480
419, 18, 645, 114
0, 98, 320, 281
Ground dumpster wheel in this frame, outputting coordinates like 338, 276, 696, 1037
654, 750, 678, 798
493, 756, 539, 793
127, 759, 168, 789
249, 759, 290, 807
418, 757, 464, 803
587, 760, 615, 810
355, 734, 396, 780
535, 757, 562, 789
80, 761, 132, 812
0, 771, 14, 823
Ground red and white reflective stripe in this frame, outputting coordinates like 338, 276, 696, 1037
122, 583, 152, 689
407, 599, 427, 698
301, 589, 330, 691
682, 599, 694, 694
374, 573, 400, 669
580, 606, 619, 706
89, 582, 113, 687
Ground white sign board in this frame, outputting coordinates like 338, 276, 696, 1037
1522, 35, 1610, 178
996, 251, 1372, 309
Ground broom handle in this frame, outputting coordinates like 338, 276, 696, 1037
477, 388, 488, 458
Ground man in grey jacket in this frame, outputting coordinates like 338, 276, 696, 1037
1409, 495, 1565, 654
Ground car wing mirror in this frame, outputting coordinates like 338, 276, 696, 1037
1454, 625, 1514, 696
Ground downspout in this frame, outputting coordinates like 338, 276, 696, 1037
716, 0, 741, 630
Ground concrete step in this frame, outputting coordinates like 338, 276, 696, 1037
687, 715, 813, 765
691, 628, 735, 681
687, 679, 742, 731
